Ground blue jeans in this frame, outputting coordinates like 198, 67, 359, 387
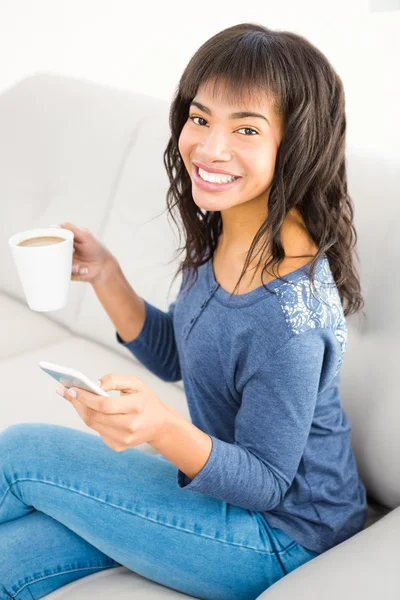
0, 423, 318, 600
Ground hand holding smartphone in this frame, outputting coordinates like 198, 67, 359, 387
39, 361, 110, 397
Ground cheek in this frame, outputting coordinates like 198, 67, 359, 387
240, 148, 276, 194
178, 126, 191, 159
252, 148, 276, 181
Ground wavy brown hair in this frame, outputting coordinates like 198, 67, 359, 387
163, 22, 364, 318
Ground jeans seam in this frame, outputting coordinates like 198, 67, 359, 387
12, 564, 120, 599
5, 477, 294, 556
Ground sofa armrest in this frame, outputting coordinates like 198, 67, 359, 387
257, 506, 400, 600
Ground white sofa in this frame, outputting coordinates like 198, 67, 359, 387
1, 73, 399, 599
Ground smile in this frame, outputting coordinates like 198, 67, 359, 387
192, 165, 242, 192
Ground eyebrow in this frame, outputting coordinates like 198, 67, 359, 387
189, 100, 270, 127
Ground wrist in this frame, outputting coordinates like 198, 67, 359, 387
151, 406, 181, 451
150, 406, 213, 481
92, 255, 120, 287
161, 400, 187, 423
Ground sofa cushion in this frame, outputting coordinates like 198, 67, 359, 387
0, 292, 71, 361
43, 565, 194, 599
256, 506, 400, 599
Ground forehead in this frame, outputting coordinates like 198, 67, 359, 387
194, 78, 274, 112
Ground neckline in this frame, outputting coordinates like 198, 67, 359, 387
206, 252, 328, 307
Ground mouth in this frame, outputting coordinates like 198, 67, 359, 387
192, 165, 243, 192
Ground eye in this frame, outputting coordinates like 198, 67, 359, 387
189, 116, 208, 127
188, 116, 259, 136
237, 127, 258, 136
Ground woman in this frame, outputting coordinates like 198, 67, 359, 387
0, 23, 368, 600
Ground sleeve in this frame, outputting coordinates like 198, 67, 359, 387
176, 328, 341, 511
115, 290, 182, 383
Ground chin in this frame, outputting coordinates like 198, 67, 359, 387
192, 189, 243, 210
192, 197, 227, 213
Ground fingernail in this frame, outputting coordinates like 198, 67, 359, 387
56, 386, 64, 397
68, 388, 77, 397
97, 380, 102, 387
79, 268, 88, 275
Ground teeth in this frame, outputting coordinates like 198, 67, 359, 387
198, 167, 237, 184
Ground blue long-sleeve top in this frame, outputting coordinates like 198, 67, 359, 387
116, 252, 368, 554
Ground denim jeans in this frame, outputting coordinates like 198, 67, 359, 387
0, 423, 318, 600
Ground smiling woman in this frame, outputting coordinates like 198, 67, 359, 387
165, 23, 364, 318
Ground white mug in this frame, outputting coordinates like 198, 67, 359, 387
8, 227, 74, 312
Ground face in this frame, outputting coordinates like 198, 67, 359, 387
178, 79, 285, 217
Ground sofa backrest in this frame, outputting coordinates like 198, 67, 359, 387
337, 150, 399, 510
72, 89, 184, 376
1, 74, 398, 509
0, 73, 181, 336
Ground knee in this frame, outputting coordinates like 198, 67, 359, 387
0, 423, 52, 454
0, 423, 75, 460
0, 424, 58, 478
0, 425, 34, 462
0, 423, 34, 443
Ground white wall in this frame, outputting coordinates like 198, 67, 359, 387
1, 0, 398, 155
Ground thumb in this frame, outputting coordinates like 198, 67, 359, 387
97, 373, 143, 394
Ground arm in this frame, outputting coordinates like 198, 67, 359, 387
92, 259, 182, 382
152, 328, 341, 511
151, 411, 213, 480
92, 257, 146, 343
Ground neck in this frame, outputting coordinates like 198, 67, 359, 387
216, 208, 314, 265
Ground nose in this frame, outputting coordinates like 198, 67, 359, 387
199, 128, 232, 161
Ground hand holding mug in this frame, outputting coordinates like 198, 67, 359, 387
58, 223, 118, 286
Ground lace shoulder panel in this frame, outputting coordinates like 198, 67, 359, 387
273, 257, 348, 370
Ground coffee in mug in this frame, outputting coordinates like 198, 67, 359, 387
9, 227, 74, 312
17, 236, 65, 247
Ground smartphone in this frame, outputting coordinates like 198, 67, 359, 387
39, 360, 110, 397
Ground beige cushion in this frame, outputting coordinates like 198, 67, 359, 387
258, 506, 400, 599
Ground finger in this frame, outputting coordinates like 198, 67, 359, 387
97, 430, 127, 452
71, 273, 89, 282
71, 274, 89, 282
65, 391, 137, 447
99, 373, 144, 394
60, 387, 138, 450
60, 223, 87, 243
60, 222, 85, 232
90, 421, 133, 452
64, 390, 104, 430
64, 386, 138, 415
88, 410, 137, 434
71, 264, 89, 276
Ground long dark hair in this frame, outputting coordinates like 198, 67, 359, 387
163, 23, 364, 318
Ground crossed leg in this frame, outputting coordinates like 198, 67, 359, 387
0, 423, 317, 600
